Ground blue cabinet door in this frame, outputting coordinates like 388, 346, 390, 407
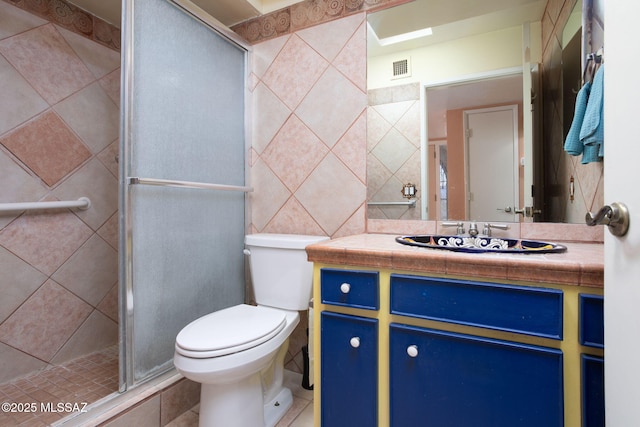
390, 323, 564, 427
582, 354, 605, 427
321, 312, 377, 427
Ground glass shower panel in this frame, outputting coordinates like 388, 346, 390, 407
121, 0, 247, 386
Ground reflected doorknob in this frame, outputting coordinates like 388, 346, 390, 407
586, 202, 630, 236
498, 206, 524, 215
498, 206, 525, 215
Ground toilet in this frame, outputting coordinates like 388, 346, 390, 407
174, 233, 328, 427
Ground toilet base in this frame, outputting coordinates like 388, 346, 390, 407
264, 387, 293, 427
199, 373, 263, 427
197, 374, 293, 427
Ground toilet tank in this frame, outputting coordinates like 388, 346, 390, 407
245, 233, 329, 311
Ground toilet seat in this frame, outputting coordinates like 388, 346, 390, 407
175, 304, 286, 359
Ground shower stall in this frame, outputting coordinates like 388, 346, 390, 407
119, 0, 250, 389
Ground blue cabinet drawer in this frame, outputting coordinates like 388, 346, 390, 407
321, 268, 379, 310
580, 294, 604, 348
390, 274, 563, 339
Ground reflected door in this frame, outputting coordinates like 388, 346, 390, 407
465, 106, 518, 222
428, 142, 448, 220
119, 0, 248, 387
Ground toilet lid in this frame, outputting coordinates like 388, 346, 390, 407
175, 304, 286, 358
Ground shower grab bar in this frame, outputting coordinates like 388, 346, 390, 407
0, 197, 91, 214
367, 200, 416, 207
128, 177, 253, 193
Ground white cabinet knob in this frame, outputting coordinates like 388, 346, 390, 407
407, 345, 418, 358
350, 337, 360, 348
340, 283, 351, 294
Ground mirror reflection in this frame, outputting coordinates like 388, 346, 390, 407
366, 0, 603, 223
425, 72, 525, 223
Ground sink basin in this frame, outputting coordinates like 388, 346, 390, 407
396, 235, 567, 254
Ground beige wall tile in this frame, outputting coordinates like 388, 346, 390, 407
1, 111, 92, 186
52, 234, 118, 306
0, 209, 93, 275
0, 24, 94, 104
0, 280, 92, 361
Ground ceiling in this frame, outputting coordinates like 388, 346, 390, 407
367, 0, 546, 57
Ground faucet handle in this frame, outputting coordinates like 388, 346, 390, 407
441, 221, 465, 235
482, 223, 509, 236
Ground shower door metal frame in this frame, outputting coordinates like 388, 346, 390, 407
119, 0, 252, 390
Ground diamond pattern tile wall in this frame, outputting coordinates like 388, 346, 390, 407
251, 12, 367, 237
0, 1, 120, 383
242, 0, 406, 378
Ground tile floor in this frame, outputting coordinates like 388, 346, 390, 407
0, 346, 313, 427
0, 346, 118, 426
165, 370, 315, 427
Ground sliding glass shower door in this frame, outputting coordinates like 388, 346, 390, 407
119, 0, 249, 387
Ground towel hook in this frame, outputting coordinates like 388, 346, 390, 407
583, 50, 604, 84
585, 202, 630, 236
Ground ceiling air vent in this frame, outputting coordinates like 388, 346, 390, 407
392, 57, 411, 79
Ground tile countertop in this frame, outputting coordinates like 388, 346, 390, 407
306, 234, 604, 289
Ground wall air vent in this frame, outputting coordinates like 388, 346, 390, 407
392, 58, 411, 79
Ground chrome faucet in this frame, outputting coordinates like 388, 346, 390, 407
482, 223, 509, 237
468, 222, 479, 237
441, 221, 465, 235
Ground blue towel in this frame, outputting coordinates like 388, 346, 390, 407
579, 65, 604, 163
564, 81, 591, 156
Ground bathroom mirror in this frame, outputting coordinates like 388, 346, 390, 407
366, 0, 602, 223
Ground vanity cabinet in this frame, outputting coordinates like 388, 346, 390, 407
313, 265, 604, 427
389, 274, 564, 427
